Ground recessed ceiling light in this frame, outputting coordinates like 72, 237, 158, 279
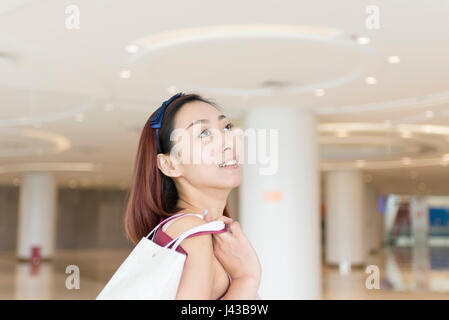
120, 70, 131, 79
365, 76, 377, 85
167, 86, 178, 94
425, 110, 434, 118
356, 36, 370, 45
125, 44, 140, 53
314, 89, 325, 97
387, 56, 400, 64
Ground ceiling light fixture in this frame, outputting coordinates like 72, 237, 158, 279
356, 36, 370, 45
387, 56, 400, 64
365, 76, 377, 85
167, 86, 179, 94
120, 70, 131, 79
125, 44, 140, 53
133, 24, 344, 52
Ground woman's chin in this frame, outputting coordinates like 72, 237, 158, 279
212, 174, 241, 189
225, 176, 242, 189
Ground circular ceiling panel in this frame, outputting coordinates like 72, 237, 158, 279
0, 127, 71, 157
126, 24, 383, 103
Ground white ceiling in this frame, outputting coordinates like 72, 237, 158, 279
1, 0, 449, 193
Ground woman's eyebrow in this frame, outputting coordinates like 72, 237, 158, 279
185, 114, 227, 129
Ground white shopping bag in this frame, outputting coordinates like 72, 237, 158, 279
96, 213, 225, 300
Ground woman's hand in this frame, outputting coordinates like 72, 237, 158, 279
204, 214, 261, 284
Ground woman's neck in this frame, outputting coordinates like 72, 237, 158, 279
177, 188, 228, 220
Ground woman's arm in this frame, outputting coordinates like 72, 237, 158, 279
221, 276, 260, 300
166, 215, 260, 300
164, 216, 215, 299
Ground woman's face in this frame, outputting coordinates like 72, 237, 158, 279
162, 100, 242, 190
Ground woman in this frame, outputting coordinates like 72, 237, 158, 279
124, 92, 262, 299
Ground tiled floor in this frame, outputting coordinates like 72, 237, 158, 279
0, 246, 448, 299
322, 246, 449, 299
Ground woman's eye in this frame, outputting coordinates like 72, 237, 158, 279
224, 122, 234, 131
199, 129, 210, 138
200, 123, 233, 138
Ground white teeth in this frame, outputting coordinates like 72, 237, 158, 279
219, 159, 237, 167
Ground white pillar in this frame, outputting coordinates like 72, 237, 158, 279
410, 196, 429, 245
14, 263, 54, 299
325, 170, 366, 269
239, 106, 321, 299
16, 172, 57, 260
365, 184, 383, 253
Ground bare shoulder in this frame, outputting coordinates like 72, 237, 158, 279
164, 215, 213, 255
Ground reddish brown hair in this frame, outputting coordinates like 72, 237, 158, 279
124, 93, 232, 245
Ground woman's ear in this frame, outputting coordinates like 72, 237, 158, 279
157, 153, 182, 178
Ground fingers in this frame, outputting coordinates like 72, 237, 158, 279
214, 220, 241, 243
228, 221, 242, 238
203, 215, 237, 243
217, 215, 233, 224
213, 229, 233, 243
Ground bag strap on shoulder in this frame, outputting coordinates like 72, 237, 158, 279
164, 220, 226, 252
146, 212, 203, 240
